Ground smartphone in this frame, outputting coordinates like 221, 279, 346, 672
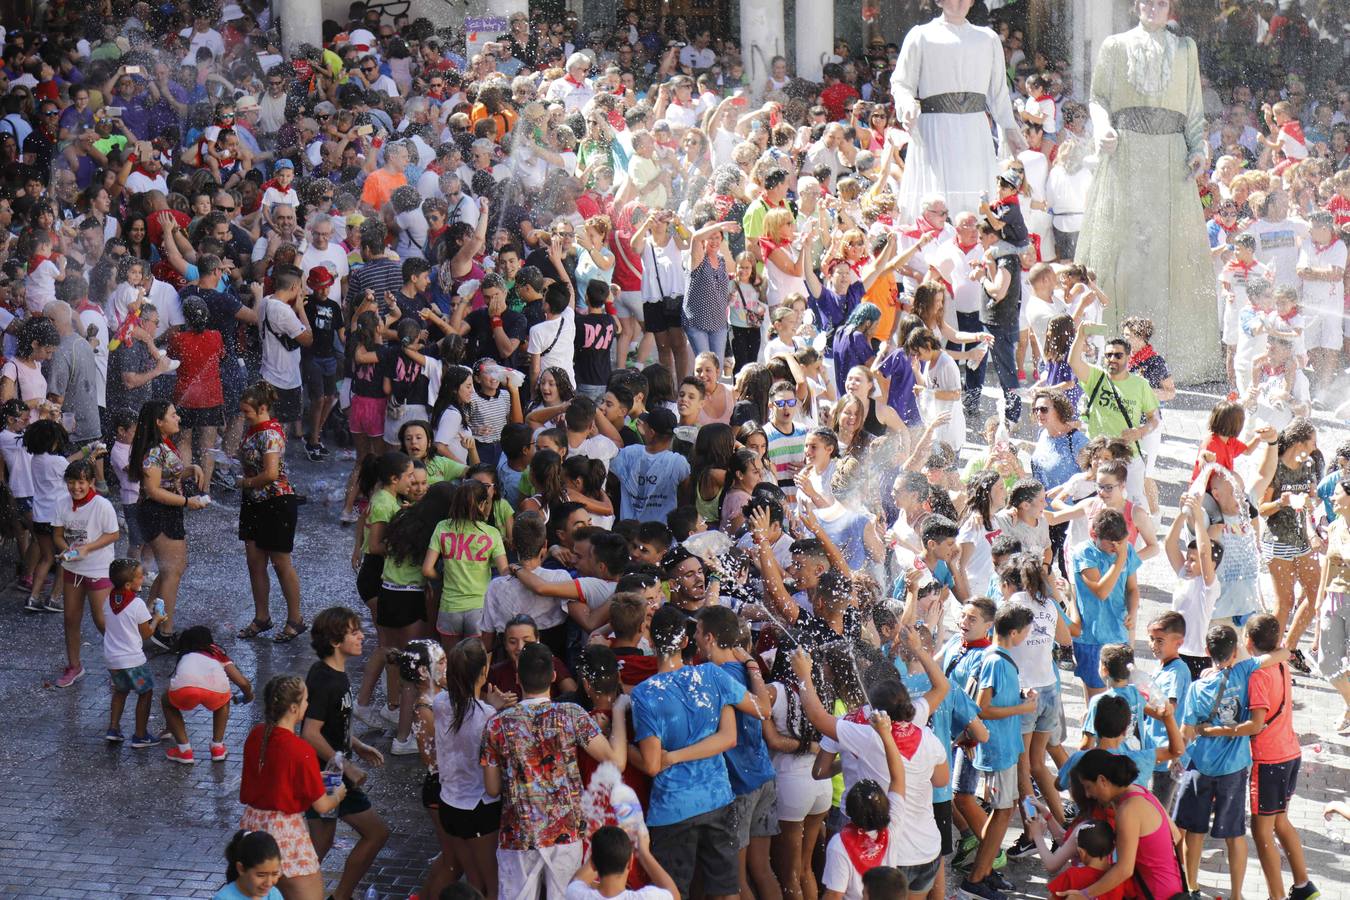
105, 106, 125, 117
124, 65, 142, 75
732, 89, 747, 107
356, 124, 374, 135
1021, 797, 1038, 821
1083, 322, 1111, 337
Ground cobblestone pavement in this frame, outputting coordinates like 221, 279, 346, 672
0, 383, 1347, 899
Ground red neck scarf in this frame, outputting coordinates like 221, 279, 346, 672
957, 239, 979, 254
839, 824, 889, 874
71, 489, 96, 509
27, 253, 55, 274
1313, 237, 1340, 254
565, 73, 587, 88
962, 637, 992, 651
1128, 344, 1157, 370
162, 437, 180, 456
904, 215, 943, 240
246, 417, 284, 440
758, 236, 786, 262
844, 707, 925, 759
108, 588, 138, 615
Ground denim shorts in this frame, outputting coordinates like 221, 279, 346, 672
954, 747, 980, 795
1073, 641, 1106, 689
1174, 767, 1248, 838
110, 664, 154, 695
896, 855, 942, 893
1020, 682, 1062, 734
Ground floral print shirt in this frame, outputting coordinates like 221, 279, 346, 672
239, 419, 294, 503
142, 441, 185, 500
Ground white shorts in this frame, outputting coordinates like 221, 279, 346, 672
496, 842, 582, 900
774, 768, 834, 822
616, 290, 645, 321
1305, 304, 1343, 351
1221, 297, 1241, 346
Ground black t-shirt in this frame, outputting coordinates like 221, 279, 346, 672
525, 246, 577, 288
979, 254, 1022, 330
305, 660, 352, 756
573, 312, 617, 388
380, 342, 430, 406
304, 296, 343, 358
348, 341, 385, 398
394, 288, 430, 322
466, 307, 529, 370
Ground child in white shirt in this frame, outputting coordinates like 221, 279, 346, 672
54, 458, 120, 687
101, 558, 164, 745
1165, 494, 1221, 674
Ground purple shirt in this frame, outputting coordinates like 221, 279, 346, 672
832, 329, 875, 396
877, 348, 921, 426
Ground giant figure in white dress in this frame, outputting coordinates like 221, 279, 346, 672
891, 0, 1026, 220
1074, 0, 1219, 383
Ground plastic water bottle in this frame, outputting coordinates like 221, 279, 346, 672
322, 752, 345, 819
610, 780, 648, 840
153, 598, 166, 618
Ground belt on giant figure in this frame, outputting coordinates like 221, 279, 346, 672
918, 92, 988, 115
1111, 106, 1186, 135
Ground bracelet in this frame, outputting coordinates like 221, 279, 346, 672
491, 316, 504, 328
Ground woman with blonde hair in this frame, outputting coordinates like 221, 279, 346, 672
759, 207, 815, 308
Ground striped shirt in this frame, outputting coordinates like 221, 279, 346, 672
766, 422, 808, 498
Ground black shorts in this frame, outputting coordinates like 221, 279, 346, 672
643, 298, 682, 333
138, 500, 186, 542
934, 798, 954, 857
178, 405, 225, 429
357, 554, 385, 601
305, 783, 372, 820
1251, 757, 1300, 816
32, 520, 54, 536
648, 802, 739, 898
239, 494, 299, 553
268, 385, 303, 423
377, 584, 426, 629
438, 798, 502, 839
422, 771, 441, 810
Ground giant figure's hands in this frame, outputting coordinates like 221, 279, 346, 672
1098, 127, 1119, 155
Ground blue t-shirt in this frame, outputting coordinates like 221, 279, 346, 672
928, 682, 980, 803
1082, 684, 1149, 745
719, 661, 776, 795
819, 508, 871, 571
611, 445, 692, 523
214, 885, 283, 900
1182, 658, 1259, 776
939, 635, 990, 701
1072, 542, 1142, 645
1141, 657, 1192, 772
1056, 745, 1155, 789
973, 647, 1022, 772
633, 662, 747, 826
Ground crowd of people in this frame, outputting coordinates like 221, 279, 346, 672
1, 0, 1350, 898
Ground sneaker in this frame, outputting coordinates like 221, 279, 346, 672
391, 734, 419, 755
339, 509, 359, 525
1288, 882, 1321, 900
1289, 648, 1312, 675
353, 702, 386, 730
1061, 801, 1080, 821
991, 850, 1007, 870
306, 443, 326, 462
210, 743, 228, 762
55, 665, 85, 688
1007, 832, 1036, 858
379, 704, 402, 726
165, 746, 195, 765
129, 733, 156, 749
42, 595, 63, 613
22, 595, 44, 612
951, 834, 979, 870
104, 729, 124, 743
149, 630, 177, 651
985, 872, 1015, 893
959, 877, 1007, 900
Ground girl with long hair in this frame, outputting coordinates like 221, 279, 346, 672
431, 363, 479, 464
399, 420, 467, 485
687, 423, 737, 526
432, 638, 512, 898
340, 309, 388, 523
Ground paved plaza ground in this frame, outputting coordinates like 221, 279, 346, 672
0, 382, 1348, 899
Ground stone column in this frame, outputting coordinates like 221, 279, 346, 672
277, 0, 324, 55
795, 0, 832, 82
741, 0, 785, 96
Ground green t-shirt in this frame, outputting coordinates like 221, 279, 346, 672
429, 519, 505, 612
425, 455, 468, 485
1081, 368, 1159, 443
382, 551, 425, 589
363, 488, 401, 555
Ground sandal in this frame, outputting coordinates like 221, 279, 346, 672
238, 618, 274, 639
274, 620, 308, 643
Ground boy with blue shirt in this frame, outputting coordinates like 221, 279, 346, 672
1177, 624, 1290, 900
1144, 611, 1193, 808
1056, 694, 1183, 791
941, 597, 998, 872
693, 606, 779, 900
632, 604, 763, 900
962, 602, 1038, 900
611, 408, 691, 523
1072, 508, 1141, 702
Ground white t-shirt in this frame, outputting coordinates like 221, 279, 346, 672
821, 790, 910, 899
395, 208, 430, 260
0, 428, 33, 497
300, 243, 350, 303
30, 453, 70, 524
261, 184, 299, 211
433, 407, 472, 463
1241, 218, 1309, 288
481, 567, 572, 632
565, 883, 672, 900
956, 514, 995, 599
1171, 571, 1220, 658
1004, 591, 1060, 689
124, 171, 169, 195
259, 298, 307, 390
818, 705, 942, 866
433, 695, 496, 809
109, 440, 139, 505
54, 492, 119, 578
77, 305, 110, 407
527, 307, 576, 372
1023, 293, 1067, 356
102, 595, 150, 670
679, 45, 716, 70
1297, 239, 1347, 313
572, 434, 620, 473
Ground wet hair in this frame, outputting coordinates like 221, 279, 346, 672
358, 450, 413, 496
517, 641, 556, 694
920, 514, 958, 547
696, 605, 742, 648
989, 536, 1023, 559
311, 606, 361, 659
1091, 508, 1128, 542
965, 469, 1002, 531
575, 644, 620, 698
1008, 478, 1044, 508
867, 678, 916, 724
64, 458, 96, 483
1244, 613, 1281, 653
1076, 820, 1116, 860
109, 558, 142, 589
1207, 400, 1245, 439
651, 603, 691, 656
590, 825, 634, 877
392, 638, 445, 684
843, 778, 890, 831
1206, 624, 1239, 663
1075, 747, 1140, 788
861, 866, 909, 900
1093, 694, 1132, 740
608, 592, 648, 641
1150, 610, 1186, 637
445, 637, 489, 732
994, 602, 1034, 637
175, 625, 217, 659
223, 829, 281, 883
1099, 643, 1133, 683
240, 381, 278, 411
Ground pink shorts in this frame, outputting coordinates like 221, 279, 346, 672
348, 394, 387, 437
63, 571, 112, 590
167, 686, 232, 711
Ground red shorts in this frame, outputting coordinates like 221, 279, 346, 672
63, 571, 113, 590
167, 686, 232, 712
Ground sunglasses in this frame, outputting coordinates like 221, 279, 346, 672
215, 204, 236, 212
362, 66, 377, 73
1095, 482, 1119, 492
773, 398, 798, 408
1103, 351, 1126, 360
1031, 405, 1051, 414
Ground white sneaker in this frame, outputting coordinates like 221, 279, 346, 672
353, 702, 385, 729
379, 704, 402, 726
391, 735, 419, 755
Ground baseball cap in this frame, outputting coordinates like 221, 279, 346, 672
638, 408, 677, 436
